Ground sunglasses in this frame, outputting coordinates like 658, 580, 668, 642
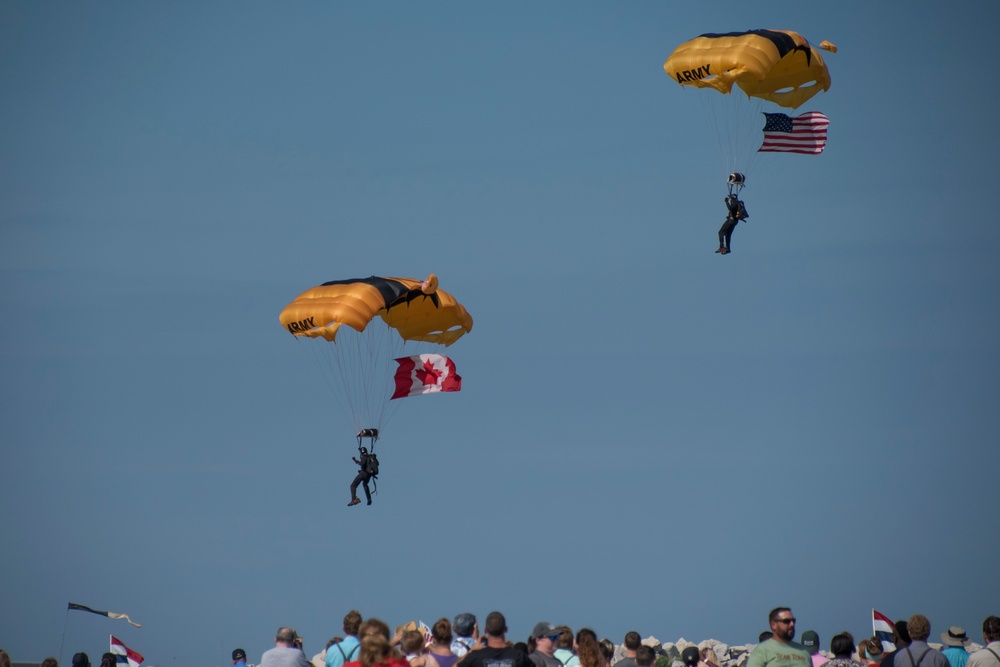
775, 618, 796, 625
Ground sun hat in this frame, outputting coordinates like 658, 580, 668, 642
941, 627, 971, 647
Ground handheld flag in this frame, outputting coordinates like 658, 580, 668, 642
873, 609, 896, 652
68, 603, 141, 628
391, 354, 462, 399
111, 636, 144, 667
759, 111, 830, 154
419, 620, 434, 646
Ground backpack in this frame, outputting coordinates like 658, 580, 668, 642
365, 453, 380, 477
736, 199, 749, 220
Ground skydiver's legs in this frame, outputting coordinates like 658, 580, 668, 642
349, 472, 366, 506
718, 218, 737, 253
362, 479, 372, 505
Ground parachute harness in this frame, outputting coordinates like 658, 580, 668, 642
727, 172, 746, 198
357, 428, 379, 451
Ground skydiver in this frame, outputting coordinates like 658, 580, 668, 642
348, 446, 375, 506
716, 192, 748, 255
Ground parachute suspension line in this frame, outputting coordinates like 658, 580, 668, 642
696, 89, 729, 175
694, 86, 768, 183
739, 96, 767, 179
299, 337, 356, 434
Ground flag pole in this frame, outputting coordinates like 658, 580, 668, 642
59, 605, 71, 666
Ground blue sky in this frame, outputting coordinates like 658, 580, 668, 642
2, 2, 998, 665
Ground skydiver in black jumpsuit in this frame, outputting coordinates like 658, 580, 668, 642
348, 446, 373, 506
716, 194, 748, 255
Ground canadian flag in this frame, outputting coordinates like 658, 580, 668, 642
392, 354, 462, 399
110, 636, 144, 667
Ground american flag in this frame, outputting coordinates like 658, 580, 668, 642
758, 111, 830, 154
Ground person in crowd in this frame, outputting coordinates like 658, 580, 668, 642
614, 632, 642, 667
940, 627, 972, 667
452, 614, 479, 658
72, 654, 91, 667
746, 608, 812, 667
346, 619, 409, 667
403, 631, 434, 667
314, 639, 342, 667
41, 659, 58, 667
682, 647, 701, 667
599, 640, 616, 667
576, 630, 598, 649
701, 646, 722, 667
529, 622, 563, 667
966, 616, 1000, 667
457, 611, 534, 667
233, 649, 248, 667
576, 634, 604, 667
427, 618, 459, 667
261, 627, 311, 667
556, 626, 579, 667
882, 621, 913, 667
636, 646, 656, 667
802, 632, 828, 667
893, 615, 949, 667
759, 633, 774, 644
860, 638, 884, 665
824, 633, 865, 667
328, 611, 364, 667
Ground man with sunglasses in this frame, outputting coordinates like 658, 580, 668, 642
746, 608, 812, 667
529, 622, 565, 667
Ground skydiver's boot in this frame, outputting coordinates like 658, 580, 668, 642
721, 248, 731, 255
348, 497, 361, 506
715, 247, 724, 253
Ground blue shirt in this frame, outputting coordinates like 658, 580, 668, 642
942, 647, 969, 667
326, 636, 360, 667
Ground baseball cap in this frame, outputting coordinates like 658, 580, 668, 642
801, 631, 819, 655
531, 622, 559, 639
233, 649, 247, 661
682, 647, 700, 666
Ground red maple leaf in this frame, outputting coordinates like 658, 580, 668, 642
415, 359, 443, 387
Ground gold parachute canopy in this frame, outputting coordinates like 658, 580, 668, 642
664, 29, 836, 109
279, 274, 473, 346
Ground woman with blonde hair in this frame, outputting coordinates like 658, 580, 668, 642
345, 619, 409, 667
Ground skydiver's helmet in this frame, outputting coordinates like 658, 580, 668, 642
360, 447, 368, 455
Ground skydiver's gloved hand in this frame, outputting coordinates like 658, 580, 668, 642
352, 457, 360, 465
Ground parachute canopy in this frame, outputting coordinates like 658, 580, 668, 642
663, 29, 836, 109
279, 274, 473, 437
279, 274, 473, 345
